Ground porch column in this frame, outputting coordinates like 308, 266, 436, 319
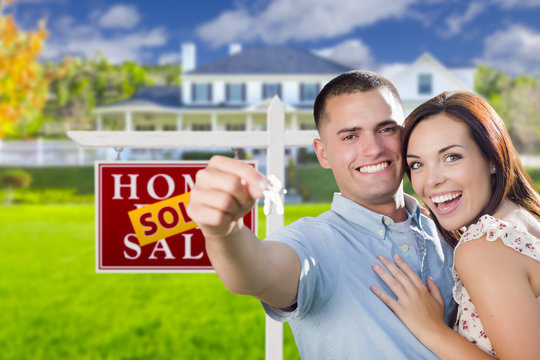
125, 111, 133, 131
246, 113, 253, 130
211, 113, 218, 131
176, 114, 183, 130
291, 114, 298, 130
97, 114, 103, 131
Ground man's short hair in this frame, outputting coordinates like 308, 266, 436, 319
313, 70, 403, 130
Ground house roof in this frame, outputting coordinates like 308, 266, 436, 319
187, 45, 351, 75
100, 86, 181, 109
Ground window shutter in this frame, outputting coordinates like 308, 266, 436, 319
226, 84, 230, 102
208, 83, 213, 102
277, 84, 282, 99
241, 83, 246, 102
300, 83, 305, 101
191, 83, 196, 102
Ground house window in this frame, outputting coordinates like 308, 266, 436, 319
225, 124, 246, 131
191, 124, 211, 131
300, 83, 319, 103
192, 83, 212, 103
262, 83, 281, 99
163, 124, 176, 131
418, 74, 432, 95
135, 124, 155, 131
226, 83, 245, 103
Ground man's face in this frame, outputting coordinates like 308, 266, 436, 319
313, 88, 405, 209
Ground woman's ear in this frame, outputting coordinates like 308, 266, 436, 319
490, 162, 497, 174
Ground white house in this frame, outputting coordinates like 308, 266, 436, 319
94, 43, 475, 134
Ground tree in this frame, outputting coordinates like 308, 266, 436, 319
0, 0, 49, 137
42, 54, 153, 133
475, 65, 540, 153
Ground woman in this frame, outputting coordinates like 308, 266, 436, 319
370, 91, 540, 359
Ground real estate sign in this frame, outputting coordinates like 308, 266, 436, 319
95, 161, 256, 272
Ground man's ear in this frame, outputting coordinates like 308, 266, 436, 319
313, 138, 331, 169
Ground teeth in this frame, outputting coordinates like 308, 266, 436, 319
431, 192, 461, 204
359, 162, 389, 174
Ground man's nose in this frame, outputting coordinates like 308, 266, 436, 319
360, 133, 384, 157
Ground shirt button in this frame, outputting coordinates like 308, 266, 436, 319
378, 230, 384, 237
401, 244, 409, 251
384, 219, 391, 225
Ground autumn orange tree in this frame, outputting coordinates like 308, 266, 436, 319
0, 0, 48, 138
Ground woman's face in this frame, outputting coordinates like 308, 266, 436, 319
406, 113, 494, 231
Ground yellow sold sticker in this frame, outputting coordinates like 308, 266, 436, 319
128, 192, 197, 246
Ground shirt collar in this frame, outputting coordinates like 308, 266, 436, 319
330, 192, 423, 233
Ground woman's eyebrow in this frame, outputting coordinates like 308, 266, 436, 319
407, 144, 465, 159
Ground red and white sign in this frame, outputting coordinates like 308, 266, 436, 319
95, 161, 257, 272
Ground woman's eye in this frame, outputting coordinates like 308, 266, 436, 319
408, 162, 422, 170
445, 154, 462, 162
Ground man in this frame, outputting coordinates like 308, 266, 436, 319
188, 70, 455, 359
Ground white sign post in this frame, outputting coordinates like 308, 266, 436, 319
68, 96, 318, 360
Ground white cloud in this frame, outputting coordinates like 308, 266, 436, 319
158, 52, 181, 65
480, 24, 540, 76
42, 15, 167, 63
98, 4, 141, 29
313, 39, 374, 69
441, 2, 485, 37
491, 0, 540, 8
196, 0, 419, 47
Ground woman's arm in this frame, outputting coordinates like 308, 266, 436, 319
371, 254, 492, 360
454, 237, 540, 360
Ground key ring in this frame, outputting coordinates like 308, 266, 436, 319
263, 175, 287, 216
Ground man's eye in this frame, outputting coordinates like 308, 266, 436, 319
343, 135, 356, 141
379, 126, 397, 134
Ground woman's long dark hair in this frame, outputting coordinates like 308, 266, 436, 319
402, 91, 540, 247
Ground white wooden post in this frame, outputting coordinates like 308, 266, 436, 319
67, 96, 318, 360
265, 96, 284, 360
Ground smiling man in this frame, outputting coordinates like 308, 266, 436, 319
187, 70, 456, 359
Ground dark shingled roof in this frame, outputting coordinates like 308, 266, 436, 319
187, 45, 351, 75
102, 86, 181, 108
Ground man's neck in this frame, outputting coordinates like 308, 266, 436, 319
350, 191, 408, 223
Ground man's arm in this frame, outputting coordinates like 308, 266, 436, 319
187, 155, 301, 308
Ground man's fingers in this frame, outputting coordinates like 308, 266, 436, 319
194, 167, 255, 209
207, 156, 268, 199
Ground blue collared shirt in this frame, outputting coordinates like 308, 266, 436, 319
263, 193, 456, 360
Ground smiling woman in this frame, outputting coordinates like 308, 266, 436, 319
371, 91, 540, 360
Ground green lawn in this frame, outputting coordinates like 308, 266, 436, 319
0, 204, 330, 360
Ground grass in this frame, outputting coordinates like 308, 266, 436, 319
0, 203, 330, 360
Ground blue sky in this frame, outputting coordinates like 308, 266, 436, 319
10, 0, 540, 76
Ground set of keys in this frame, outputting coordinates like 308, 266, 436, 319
262, 174, 287, 216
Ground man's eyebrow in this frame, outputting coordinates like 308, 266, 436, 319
335, 120, 398, 136
407, 144, 464, 159
336, 126, 361, 135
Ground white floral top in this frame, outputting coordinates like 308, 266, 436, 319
452, 214, 540, 358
